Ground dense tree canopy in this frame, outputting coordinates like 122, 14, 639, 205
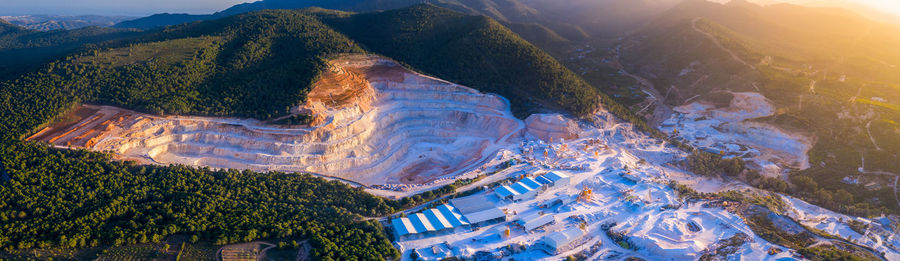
0, 5, 629, 259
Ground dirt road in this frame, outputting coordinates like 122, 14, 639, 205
691, 17, 755, 70
611, 44, 673, 127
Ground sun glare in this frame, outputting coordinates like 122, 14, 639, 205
856, 0, 900, 15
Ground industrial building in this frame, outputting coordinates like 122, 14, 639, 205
392, 194, 505, 239
516, 212, 555, 231
449, 194, 507, 224
537, 227, 586, 254
537, 172, 570, 188
495, 172, 571, 201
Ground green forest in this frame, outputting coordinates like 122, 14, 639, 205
0, 142, 398, 260
0, 5, 622, 259
621, 0, 900, 218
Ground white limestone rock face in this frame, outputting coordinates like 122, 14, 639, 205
52, 54, 523, 186
524, 113, 580, 142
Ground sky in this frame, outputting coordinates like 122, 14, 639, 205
0, 0, 255, 16
0, 0, 898, 18
858, 0, 900, 14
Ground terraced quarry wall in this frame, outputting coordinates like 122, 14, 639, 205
28, 55, 532, 186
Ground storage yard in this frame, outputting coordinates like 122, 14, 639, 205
389, 108, 900, 260
23, 55, 900, 260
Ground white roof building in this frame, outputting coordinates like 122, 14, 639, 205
517, 212, 555, 231
450, 194, 506, 223
539, 227, 585, 254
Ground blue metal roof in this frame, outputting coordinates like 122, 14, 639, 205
392, 218, 416, 236
535, 175, 553, 185
495, 185, 518, 198
521, 177, 542, 189
424, 209, 450, 230
437, 204, 469, 227
408, 213, 433, 232
543, 172, 569, 182
511, 182, 534, 194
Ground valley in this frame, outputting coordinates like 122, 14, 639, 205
24, 53, 900, 260
2, 1, 900, 260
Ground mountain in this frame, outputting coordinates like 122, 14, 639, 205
0, 5, 625, 258
0, 15, 134, 31
115, 0, 545, 29
713, 0, 900, 26
115, 0, 681, 53
1, 4, 610, 140
620, 0, 900, 216
0, 24, 139, 81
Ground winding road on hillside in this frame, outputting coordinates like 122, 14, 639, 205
859, 153, 900, 207
691, 17, 755, 70
866, 121, 882, 151
611, 44, 673, 127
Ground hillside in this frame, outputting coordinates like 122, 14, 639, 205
0, 15, 134, 31
114, 0, 682, 54
0, 6, 613, 257
0, 24, 139, 81
620, 0, 900, 216
317, 6, 602, 117
2, 5, 606, 141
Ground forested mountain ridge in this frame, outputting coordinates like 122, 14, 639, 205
0, 5, 617, 259
620, 0, 900, 216
0, 22, 140, 81
0, 15, 134, 31
2, 5, 609, 132
114, 0, 682, 55
316, 5, 602, 117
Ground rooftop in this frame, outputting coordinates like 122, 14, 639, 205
450, 194, 497, 215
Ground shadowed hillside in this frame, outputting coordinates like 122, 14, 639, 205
621, 0, 900, 216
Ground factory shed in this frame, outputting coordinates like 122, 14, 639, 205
517, 212, 555, 231
510, 182, 538, 201
424, 208, 452, 230
535, 175, 554, 185
520, 177, 543, 190
409, 212, 436, 233
538, 227, 585, 254
542, 172, 571, 188
495, 185, 519, 199
437, 204, 470, 227
450, 194, 506, 224
392, 217, 417, 238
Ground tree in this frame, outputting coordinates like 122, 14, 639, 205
790, 175, 818, 193
834, 189, 854, 205
758, 177, 788, 193
814, 189, 833, 204
720, 158, 745, 176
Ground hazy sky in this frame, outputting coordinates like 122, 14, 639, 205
759, 0, 900, 17
837, 0, 900, 17
0, 0, 898, 17
0, 0, 255, 16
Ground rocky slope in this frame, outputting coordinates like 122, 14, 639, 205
30, 55, 534, 186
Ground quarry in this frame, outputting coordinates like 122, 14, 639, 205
658, 92, 814, 177
25, 55, 900, 260
28, 55, 524, 186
